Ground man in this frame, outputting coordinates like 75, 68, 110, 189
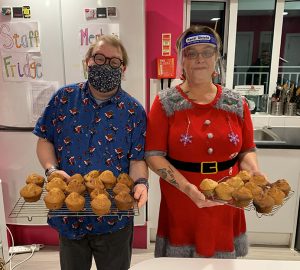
33, 35, 148, 270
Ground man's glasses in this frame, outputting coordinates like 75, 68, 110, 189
92, 53, 124, 69
184, 49, 216, 60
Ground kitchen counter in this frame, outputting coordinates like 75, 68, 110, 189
255, 127, 300, 149
129, 258, 300, 270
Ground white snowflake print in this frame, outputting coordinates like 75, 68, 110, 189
180, 133, 193, 146
228, 132, 239, 146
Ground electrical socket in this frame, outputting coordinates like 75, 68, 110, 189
8, 244, 42, 254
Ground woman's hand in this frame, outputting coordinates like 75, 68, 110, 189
184, 183, 223, 208
133, 184, 148, 208
49, 170, 70, 182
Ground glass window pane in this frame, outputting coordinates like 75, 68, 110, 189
234, 0, 276, 113
190, 1, 226, 52
277, 1, 300, 115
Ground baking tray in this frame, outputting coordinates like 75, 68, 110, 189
209, 190, 294, 217
9, 189, 139, 222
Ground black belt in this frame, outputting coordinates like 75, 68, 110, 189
167, 155, 239, 174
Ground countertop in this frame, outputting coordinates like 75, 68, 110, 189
129, 258, 300, 270
255, 127, 300, 149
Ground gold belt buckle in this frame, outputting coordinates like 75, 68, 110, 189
201, 161, 218, 174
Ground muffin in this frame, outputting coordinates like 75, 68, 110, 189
20, 183, 43, 202
114, 191, 134, 210
249, 175, 269, 187
68, 173, 84, 184
84, 170, 100, 182
215, 182, 235, 201
271, 179, 291, 196
26, 173, 45, 187
244, 181, 263, 197
236, 170, 252, 183
253, 193, 275, 214
90, 188, 110, 200
46, 177, 67, 192
65, 192, 85, 211
91, 194, 111, 216
47, 172, 65, 182
113, 183, 131, 195
232, 186, 253, 208
117, 173, 134, 189
44, 187, 65, 210
85, 177, 105, 193
65, 179, 86, 195
199, 178, 218, 197
226, 176, 244, 189
267, 186, 285, 205
99, 170, 117, 189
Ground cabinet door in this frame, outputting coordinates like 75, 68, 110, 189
245, 149, 300, 234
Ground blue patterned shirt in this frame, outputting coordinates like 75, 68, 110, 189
33, 82, 146, 239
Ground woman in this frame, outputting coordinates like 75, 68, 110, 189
145, 25, 262, 258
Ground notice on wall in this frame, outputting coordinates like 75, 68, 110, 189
1, 51, 43, 82
234, 85, 264, 95
0, 21, 40, 52
79, 23, 119, 79
30, 81, 58, 122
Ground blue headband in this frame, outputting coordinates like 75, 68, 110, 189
182, 33, 217, 49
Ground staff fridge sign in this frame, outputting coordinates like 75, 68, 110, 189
0, 21, 40, 52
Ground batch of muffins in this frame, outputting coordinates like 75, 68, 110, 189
199, 170, 292, 214
19, 170, 135, 216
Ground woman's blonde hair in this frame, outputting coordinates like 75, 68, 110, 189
85, 35, 129, 66
176, 25, 222, 54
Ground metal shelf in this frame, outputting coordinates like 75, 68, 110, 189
9, 189, 139, 222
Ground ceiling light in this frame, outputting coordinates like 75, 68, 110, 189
211, 18, 220, 21
283, 11, 288, 15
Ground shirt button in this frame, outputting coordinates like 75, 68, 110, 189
204, 120, 211, 125
207, 133, 214, 139
208, 148, 214, 154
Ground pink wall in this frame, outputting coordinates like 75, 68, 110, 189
146, 0, 184, 111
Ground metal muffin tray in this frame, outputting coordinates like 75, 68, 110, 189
208, 190, 294, 217
9, 189, 139, 222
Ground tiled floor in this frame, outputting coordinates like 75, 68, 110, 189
4, 243, 300, 270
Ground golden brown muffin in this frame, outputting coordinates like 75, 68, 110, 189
85, 177, 105, 193
232, 186, 253, 207
46, 177, 67, 192
253, 193, 275, 213
84, 170, 100, 182
90, 188, 110, 200
199, 178, 218, 197
271, 179, 291, 196
91, 194, 111, 216
68, 173, 84, 184
65, 192, 85, 211
47, 172, 66, 182
20, 183, 43, 202
267, 186, 285, 205
44, 188, 65, 210
226, 176, 244, 189
117, 173, 134, 189
249, 175, 269, 187
236, 170, 252, 183
26, 173, 45, 187
244, 181, 263, 197
114, 191, 134, 210
99, 170, 117, 189
65, 179, 86, 195
215, 182, 235, 201
113, 183, 131, 195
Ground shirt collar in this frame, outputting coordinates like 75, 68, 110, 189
83, 81, 124, 105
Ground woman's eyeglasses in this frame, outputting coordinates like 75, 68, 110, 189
184, 49, 216, 59
92, 53, 124, 69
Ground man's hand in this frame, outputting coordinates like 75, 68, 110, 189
133, 184, 148, 208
